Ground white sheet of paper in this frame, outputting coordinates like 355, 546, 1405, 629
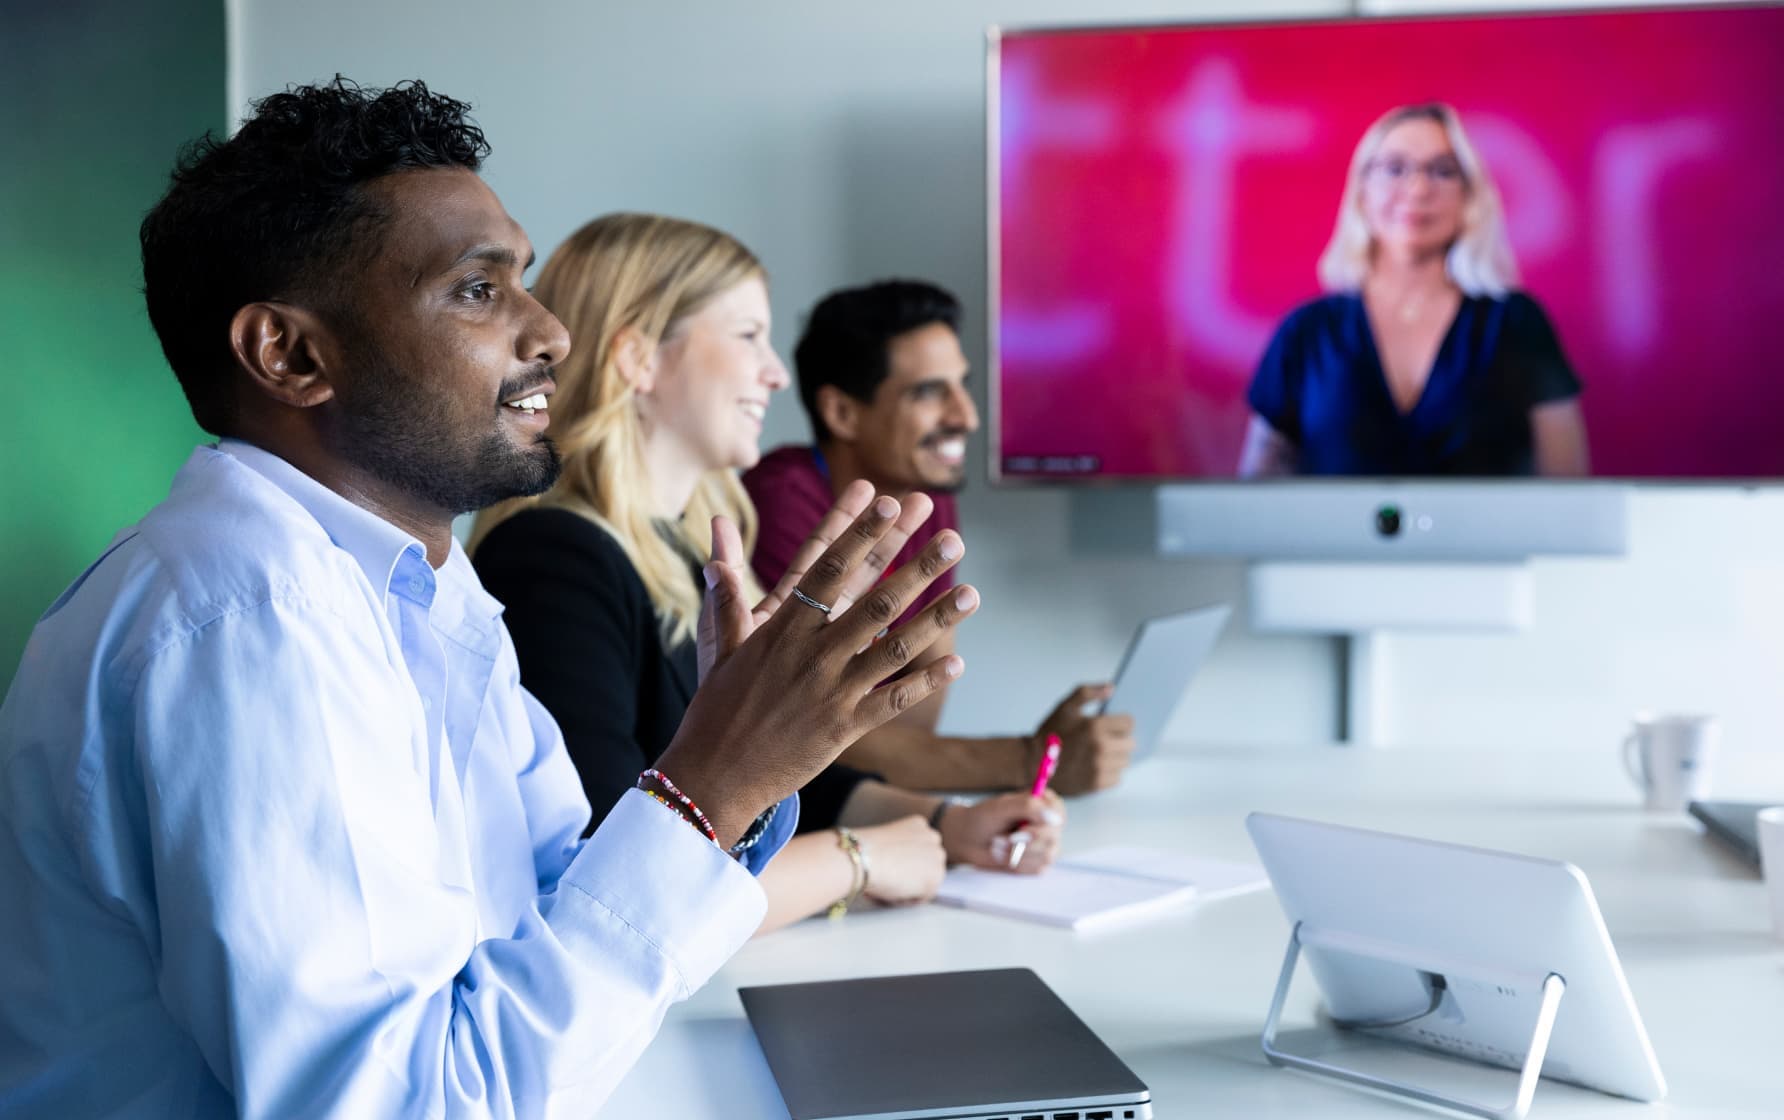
1059, 846, 1271, 902
934, 845, 1269, 932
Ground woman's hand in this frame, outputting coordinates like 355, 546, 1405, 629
937, 791, 1066, 874
855, 816, 947, 905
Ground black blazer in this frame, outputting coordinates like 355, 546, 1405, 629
473, 506, 868, 835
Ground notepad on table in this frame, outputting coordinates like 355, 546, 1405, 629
934, 844, 1270, 932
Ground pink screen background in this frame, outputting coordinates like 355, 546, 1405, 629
996, 6, 1784, 479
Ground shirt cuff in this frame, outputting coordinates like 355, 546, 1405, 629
558, 789, 767, 992
734, 793, 800, 876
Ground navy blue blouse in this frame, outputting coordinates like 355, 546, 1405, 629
1247, 292, 1581, 476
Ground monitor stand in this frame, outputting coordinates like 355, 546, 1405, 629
1261, 920, 1568, 1120
1247, 562, 1535, 744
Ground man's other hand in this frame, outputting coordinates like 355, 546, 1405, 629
1036, 683, 1135, 795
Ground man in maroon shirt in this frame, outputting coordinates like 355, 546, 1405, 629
743, 280, 1134, 795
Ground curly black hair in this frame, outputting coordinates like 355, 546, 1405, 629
140, 77, 490, 434
793, 280, 963, 442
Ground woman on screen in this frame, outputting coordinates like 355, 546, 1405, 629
470, 213, 1063, 933
1237, 103, 1589, 478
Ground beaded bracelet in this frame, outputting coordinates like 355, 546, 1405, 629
641, 788, 697, 831
828, 827, 870, 919
637, 768, 719, 845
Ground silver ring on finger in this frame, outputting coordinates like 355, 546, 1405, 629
791, 587, 834, 615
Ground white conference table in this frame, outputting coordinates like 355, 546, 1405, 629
601, 745, 1784, 1118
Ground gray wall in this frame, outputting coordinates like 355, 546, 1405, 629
233, 0, 1784, 763
233, 0, 1345, 745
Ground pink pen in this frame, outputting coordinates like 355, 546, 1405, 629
1005, 734, 1061, 869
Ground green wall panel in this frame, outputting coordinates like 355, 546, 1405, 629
1, 2, 223, 688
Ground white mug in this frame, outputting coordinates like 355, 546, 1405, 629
1759, 807, 1784, 943
1621, 714, 1718, 811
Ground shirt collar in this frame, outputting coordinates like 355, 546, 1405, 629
433, 536, 505, 643
217, 439, 432, 606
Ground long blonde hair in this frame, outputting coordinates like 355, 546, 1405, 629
1317, 103, 1519, 298
472, 213, 766, 646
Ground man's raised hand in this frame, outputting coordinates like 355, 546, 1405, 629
668, 491, 978, 846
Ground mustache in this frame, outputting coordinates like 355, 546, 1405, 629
496, 365, 555, 402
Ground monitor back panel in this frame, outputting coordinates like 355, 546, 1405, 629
1247, 813, 1666, 1103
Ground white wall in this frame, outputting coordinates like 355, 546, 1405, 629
234, 0, 1784, 764
1386, 491, 1784, 763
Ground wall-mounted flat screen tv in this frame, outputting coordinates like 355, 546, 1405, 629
990, 4, 1784, 482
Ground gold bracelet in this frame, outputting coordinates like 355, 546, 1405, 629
827, 827, 870, 919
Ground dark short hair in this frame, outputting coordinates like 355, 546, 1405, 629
793, 279, 962, 442
140, 78, 490, 434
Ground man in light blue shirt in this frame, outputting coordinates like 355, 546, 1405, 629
0, 79, 976, 1118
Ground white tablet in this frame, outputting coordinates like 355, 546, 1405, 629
1246, 813, 1666, 1115
1103, 604, 1230, 762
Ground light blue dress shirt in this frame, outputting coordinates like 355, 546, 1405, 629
0, 440, 793, 1118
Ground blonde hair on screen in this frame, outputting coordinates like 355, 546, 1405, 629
1317, 102, 1519, 298
471, 213, 766, 646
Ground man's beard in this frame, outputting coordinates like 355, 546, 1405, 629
326, 350, 562, 516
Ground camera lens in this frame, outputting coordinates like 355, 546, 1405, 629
1375, 505, 1402, 537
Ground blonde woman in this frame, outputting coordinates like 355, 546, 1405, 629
472, 214, 1063, 933
1238, 103, 1588, 478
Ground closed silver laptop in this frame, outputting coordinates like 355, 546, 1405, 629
740, 968, 1153, 1120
